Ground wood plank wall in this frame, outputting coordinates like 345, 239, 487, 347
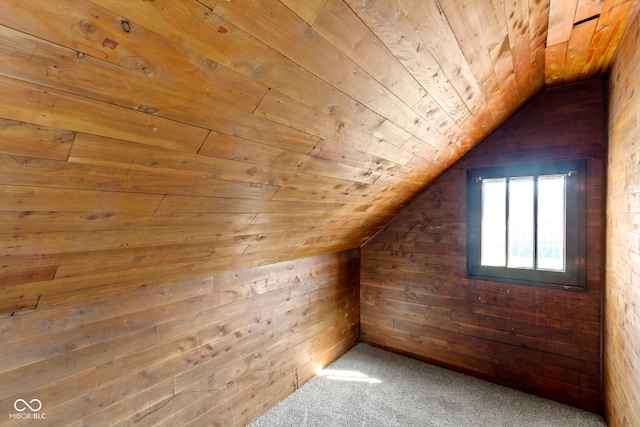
0, 249, 360, 426
605, 3, 640, 426
361, 79, 607, 413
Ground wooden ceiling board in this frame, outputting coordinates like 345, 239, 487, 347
528, 0, 552, 90
575, 0, 606, 23
544, 0, 637, 85
0, 184, 163, 214
417, 0, 498, 115
279, 0, 328, 24
545, 41, 569, 85
0, 74, 209, 152
0, 0, 636, 312
564, 18, 600, 83
314, 0, 428, 110
214, 0, 430, 137
504, 0, 537, 102
343, 0, 472, 126
0, 118, 75, 161
598, 0, 637, 71
199, 132, 287, 167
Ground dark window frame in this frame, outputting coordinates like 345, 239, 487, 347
466, 159, 587, 290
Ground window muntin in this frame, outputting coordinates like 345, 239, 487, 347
467, 159, 586, 289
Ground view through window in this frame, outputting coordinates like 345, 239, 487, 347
467, 159, 586, 289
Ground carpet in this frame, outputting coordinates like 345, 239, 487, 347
249, 343, 606, 427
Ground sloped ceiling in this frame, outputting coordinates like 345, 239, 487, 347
0, 0, 636, 313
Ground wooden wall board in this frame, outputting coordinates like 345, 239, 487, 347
0, 326, 157, 401
0, 250, 359, 425
1, 276, 214, 346
361, 79, 607, 413
605, 3, 640, 425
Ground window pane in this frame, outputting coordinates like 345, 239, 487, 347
508, 177, 534, 268
481, 178, 506, 266
537, 175, 566, 271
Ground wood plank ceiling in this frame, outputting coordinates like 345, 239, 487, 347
0, 0, 636, 313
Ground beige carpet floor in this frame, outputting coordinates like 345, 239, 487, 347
250, 343, 606, 427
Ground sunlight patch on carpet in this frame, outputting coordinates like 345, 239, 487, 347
317, 368, 382, 384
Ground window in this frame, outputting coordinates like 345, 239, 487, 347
466, 159, 586, 289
